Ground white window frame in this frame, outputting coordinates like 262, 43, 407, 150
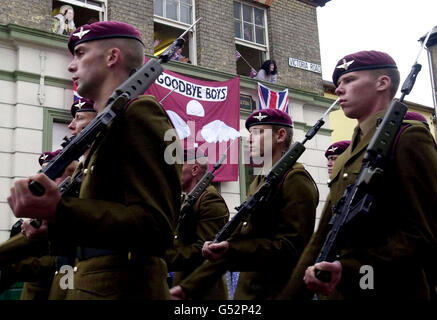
234, 0, 269, 57
154, 0, 193, 25
153, 0, 197, 65
57, 0, 107, 21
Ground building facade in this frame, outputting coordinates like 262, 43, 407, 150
0, 0, 333, 245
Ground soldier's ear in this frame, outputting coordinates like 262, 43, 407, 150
376, 75, 390, 93
107, 47, 121, 68
191, 163, 200, 177
275, 127, 287, 144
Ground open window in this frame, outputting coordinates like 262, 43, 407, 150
51, 0, 107, 36
153, 0, 196, 64
234, 1, 269, 78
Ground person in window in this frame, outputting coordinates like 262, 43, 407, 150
51, 5, 76, 36
171, 43, 190, 63
254, 60, 278, 83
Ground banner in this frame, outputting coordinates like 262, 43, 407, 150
146, 69, 241, 182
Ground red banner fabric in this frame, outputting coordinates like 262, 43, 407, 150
145, 69, 241, 182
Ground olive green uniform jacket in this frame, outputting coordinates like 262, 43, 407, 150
0, 234, 47, 270
278, 112, 437, 300
179, 163, 319, 300
18, 256, 55, 300
0, 233, 54, 300
165, 185, 229, 299
48, 95, 182, 299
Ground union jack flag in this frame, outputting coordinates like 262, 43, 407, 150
257, 82, 289, 113
235, 50, 241, 60
73, 80, 82, 102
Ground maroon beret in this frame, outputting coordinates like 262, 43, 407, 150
332, 50, 397, 86
71, 98, 96, 117
68, 21, 144, 54
39, 149, 61, 166
325, 140, 351, 158
245, 109, 293, 130
404, 111, 427, 122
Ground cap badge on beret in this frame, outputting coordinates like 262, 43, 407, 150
74, 100, 86, 109
254, 112, 268, 122
332, 50, 397, 86
336, 59, 354, 70
327, 146, 338, 153
245, 108, 293, 129
73, 27, 90, 40
38, 149, 62, 166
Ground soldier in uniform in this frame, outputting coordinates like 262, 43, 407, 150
46, 98, 97, 300
170, 109, 319, 300
0, 98, 97, 300
165, 149, 229, 299
325, 140, 350, 178
7, 21, 181, 299
68, 97, 97, 137
278, 50, 437, 300
0, 150, 78, 299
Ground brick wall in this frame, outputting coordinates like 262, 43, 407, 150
108, 0, 154, 55
0, 0, 52, 31
195, 0, 236, 74
0, 0, 324, 93
268, 0, 323, 94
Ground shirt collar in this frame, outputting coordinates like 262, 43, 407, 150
359, 109, 388, 137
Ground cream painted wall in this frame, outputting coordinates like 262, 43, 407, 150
0, 37, 73, 242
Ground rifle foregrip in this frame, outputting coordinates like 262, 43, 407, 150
28, 180, 45, 196
9, 219, 23, 238
315, 269, 331, 283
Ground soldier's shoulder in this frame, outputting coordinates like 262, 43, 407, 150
202, 185, 226, 203
397, 120, 436, 150
124, 94, 161, 113
287, 162, 312, 179
281, 162, 318, 192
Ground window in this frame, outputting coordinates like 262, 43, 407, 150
51, 0, 107, 36
153, 0, 197, 65
234, 2, 266, 45
234, 1, 269, 78
43, 108, 72, 152
154, 0, 192, 25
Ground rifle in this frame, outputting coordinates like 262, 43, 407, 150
179, 142, 234, 223
10, 172, 84, 232
28, 18, 201, 196
9, 219, 23, 238
213, 99, 339, 243
28, 172, 84, 229
313, 31, 433, 284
